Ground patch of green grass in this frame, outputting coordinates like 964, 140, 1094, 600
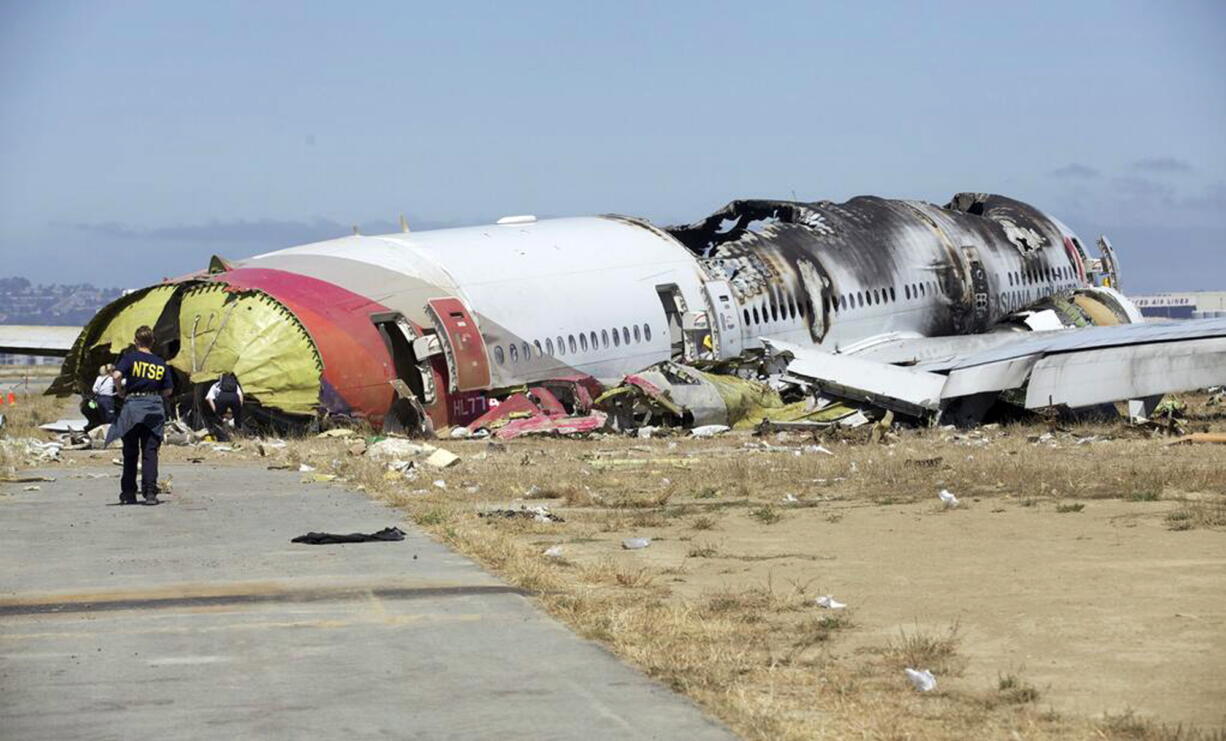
1129, 490, 1161, 502
749, 505, 783, 525
996, 673, 1040, 704
415, 507, 450, 526
1055, 502, 1085, 513
1164, 500, 1226, 531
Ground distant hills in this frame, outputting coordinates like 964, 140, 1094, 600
0, 277, 122, 327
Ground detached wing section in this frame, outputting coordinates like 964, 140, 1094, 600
0, 325, 81, 357
766, 317, 1226, 419
934, 318, 1226, 410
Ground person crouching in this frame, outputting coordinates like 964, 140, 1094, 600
206, 372, 244, 441
105, 326, 174, 505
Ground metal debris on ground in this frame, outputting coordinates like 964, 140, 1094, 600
1166, 432, 1226, 446
543, 545, 564, 558
905, 668, 937, 692
815, 595, 846, 609
367, 438, 438, 461
621, 537, 652, 550
938, 489, 960, 508
424, 448, 460, 469
480, 505, 564, 523
316, 428, 357, 438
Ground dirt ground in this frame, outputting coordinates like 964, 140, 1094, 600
6, 388, 1226, 739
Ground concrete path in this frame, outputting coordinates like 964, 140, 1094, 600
0, 465, 735, 741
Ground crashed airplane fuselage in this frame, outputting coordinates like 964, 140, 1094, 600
51, 193, 1152, 430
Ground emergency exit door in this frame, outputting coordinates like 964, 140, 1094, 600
424, 297, 491, 392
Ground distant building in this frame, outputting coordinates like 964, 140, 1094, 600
1130, 292, 1226, 320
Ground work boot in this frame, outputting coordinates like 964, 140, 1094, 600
142, 491, 160, 505
119, 493, 138, 505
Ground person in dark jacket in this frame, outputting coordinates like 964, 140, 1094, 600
105, 326, 173, 505
205, 372, 244, 441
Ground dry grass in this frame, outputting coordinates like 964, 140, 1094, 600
883, 621, 966, 676
14, 390, 1226, 739
0, 390, 70, 440
255, 405, 1226, 740
1164, 499, 1226, 531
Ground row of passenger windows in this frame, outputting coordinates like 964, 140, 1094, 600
832, 280, 941, 313
1008, 265, 1076, 286
491, 323, 654, 366
741, 291, 814, 327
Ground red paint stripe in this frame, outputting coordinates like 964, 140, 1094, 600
209, 268, 396, 422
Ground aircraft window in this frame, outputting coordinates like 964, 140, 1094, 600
752, 306, 761, 324
601, 330, 609, 348
919, 283, 926, 297
622, 327, 630, 345
644, 323, 653, 341
769, 301, 779, 322
788, 294, 798, 319
839, 295, 847, 311
494, 345, 505, 365
546, 338, 554, 355
889, 286, 897, 302
534, 340, 543, 357
633, 325, 641, 343
523, 342, 532, 360
579, 333, 588, 352
589, 331, 598, 350
568, 334, 577, 353
557, 336, 565, 355
612, 328, 620, 347
743, 309, 751, 324
509, 344, 519, 363
853, 292, 861, 307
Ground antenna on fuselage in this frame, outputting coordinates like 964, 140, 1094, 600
399, 214, 410, 233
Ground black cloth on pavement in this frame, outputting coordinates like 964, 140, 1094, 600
291, 527, 406, 544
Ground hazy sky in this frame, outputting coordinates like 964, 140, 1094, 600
2, 0, 1223, 292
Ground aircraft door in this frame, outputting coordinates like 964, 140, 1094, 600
960, 245, 991, 331
701, 280, 743, 359
424, 297, 492, 392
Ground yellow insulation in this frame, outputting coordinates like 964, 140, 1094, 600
90, 284, 177, 354
170, 284, 322, 415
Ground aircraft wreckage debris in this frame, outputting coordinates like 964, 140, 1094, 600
33, 191, 1225, 435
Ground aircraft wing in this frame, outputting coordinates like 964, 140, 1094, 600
0, 325, 81, 358
765, 317, 1226, 419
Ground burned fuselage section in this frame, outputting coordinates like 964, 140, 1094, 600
665, 193, 1122, 356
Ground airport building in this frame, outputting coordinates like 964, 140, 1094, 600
1129, 291, 1226, 320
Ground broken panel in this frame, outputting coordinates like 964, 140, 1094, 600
425, 297, 492, 392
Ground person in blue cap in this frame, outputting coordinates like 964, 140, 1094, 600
105, 326, 174, 505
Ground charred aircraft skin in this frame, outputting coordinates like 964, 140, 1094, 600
666, 193, 1093, 350
51, 193, 1135, 431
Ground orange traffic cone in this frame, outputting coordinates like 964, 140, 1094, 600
6, 392, 14, 405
